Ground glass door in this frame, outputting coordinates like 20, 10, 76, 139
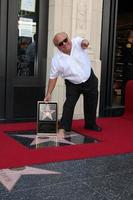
17, 0, 38, 77
112, 0, 133, 107
0, 0, 49, 121
100, 0, 133, 117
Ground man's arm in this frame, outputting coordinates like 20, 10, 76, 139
44, 78, 57, 102
81, 39, 89, 49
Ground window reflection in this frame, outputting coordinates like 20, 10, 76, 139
17, 0, 37, 76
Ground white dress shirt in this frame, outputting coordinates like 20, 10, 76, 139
50, 37, 91, 84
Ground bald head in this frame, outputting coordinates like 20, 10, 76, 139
53, 32, 72, 55
53, 32, 68, 46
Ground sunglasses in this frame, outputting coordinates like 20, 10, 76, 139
58, 37, 68, 47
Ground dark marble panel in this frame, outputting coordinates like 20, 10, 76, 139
6, 130, 99, 149
0, 180, 108, 200
83, 171, 133, 200
120, 185, 133, 200
0, 165, 73, 193
42, 153, 133, 179
1, 152, 133, 199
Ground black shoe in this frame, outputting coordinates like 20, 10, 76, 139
85, 124, 102, 132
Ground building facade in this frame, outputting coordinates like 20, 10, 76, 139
0, 0, 132, 121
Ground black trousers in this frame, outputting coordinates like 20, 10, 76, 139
59, 69, 98, 131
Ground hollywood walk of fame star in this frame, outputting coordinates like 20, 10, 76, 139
0, 166, 61, 192
31, 133, 77, 146
13, 134, 35, 139
13, 132, 77, 146
40, 104, 56, 120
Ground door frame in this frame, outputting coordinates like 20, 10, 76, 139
0, 0, 8, 120
99, 0, 123, 117
0, 0, 49, 121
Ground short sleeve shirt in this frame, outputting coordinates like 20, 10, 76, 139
50, 37, 91, 84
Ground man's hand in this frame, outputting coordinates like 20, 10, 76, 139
43, 78, 57, 103
81, 39, 89, 49
44, 93, 51, 103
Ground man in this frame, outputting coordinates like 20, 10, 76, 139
26, 33, 37, 76
44, 32, 102, 137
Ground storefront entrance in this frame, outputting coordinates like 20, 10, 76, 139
100, 0, 133, 117
0, 0, 48, 121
